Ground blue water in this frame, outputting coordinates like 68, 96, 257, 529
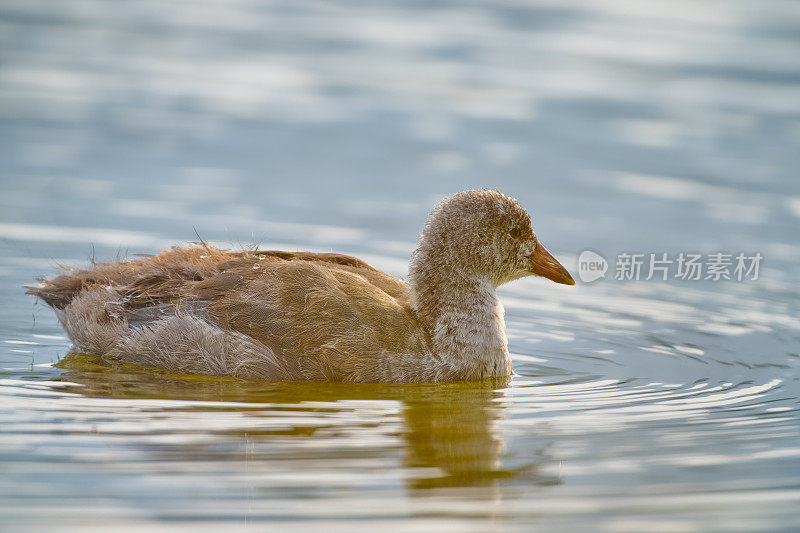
1, 0, 799, 531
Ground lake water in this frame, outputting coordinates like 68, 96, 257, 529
1, 0, 799, 531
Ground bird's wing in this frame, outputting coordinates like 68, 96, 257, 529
194, 254, 429, 381
28, 245, 428, 381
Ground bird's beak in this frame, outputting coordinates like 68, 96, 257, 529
529, 242, 576, 285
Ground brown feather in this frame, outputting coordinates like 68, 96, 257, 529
28, 245, 430, 382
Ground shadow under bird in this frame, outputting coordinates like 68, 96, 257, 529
27, 190, 575, 382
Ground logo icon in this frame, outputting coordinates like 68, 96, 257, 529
577, 250, 608, 283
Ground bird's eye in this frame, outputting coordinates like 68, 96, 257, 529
509, 226, 523, 239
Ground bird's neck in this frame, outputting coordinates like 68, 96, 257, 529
408, 249, 512, 381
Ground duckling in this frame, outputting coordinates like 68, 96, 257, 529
27, 190, 574, 383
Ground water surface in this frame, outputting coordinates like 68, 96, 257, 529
1, 0, 799, 531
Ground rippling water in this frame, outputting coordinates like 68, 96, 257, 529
1, 0, 799, 531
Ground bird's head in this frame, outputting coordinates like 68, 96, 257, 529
414, 189, 575, 287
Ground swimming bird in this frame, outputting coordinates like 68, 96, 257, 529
27, 190, 575, 383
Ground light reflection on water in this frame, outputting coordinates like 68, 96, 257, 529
1, 0, 799, 531
2, 355, 797, 531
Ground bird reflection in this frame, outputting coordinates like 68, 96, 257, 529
401, 384, 509, 490
52, 353, 561, 496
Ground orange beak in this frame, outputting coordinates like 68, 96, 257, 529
529, 242, 575, 285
